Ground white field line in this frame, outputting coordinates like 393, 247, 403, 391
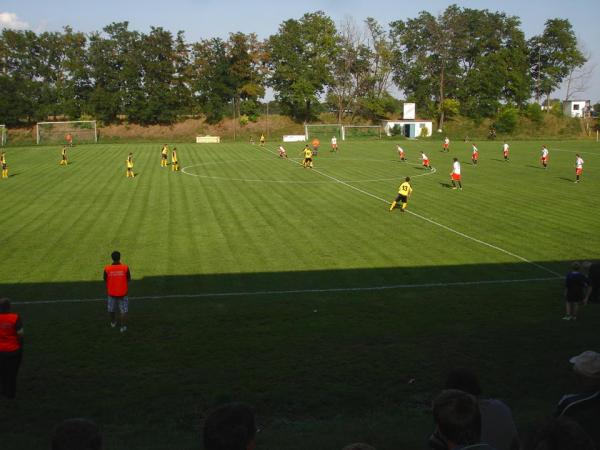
13, 276, 560, 306
259, 146, 562, 278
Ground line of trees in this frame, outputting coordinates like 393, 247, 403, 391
0, 6, 587, 127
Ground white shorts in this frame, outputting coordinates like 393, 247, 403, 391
108, 296, 129, 314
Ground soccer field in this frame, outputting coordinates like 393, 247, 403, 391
1, 139, 599, 449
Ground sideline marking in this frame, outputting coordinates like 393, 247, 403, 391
13, 276, 560, 306
257, 145, 562, 278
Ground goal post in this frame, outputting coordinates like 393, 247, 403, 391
341, 125, 382, 140
304, 124, 342, 141
0, 125, 6, 146
36, 121, 97, 145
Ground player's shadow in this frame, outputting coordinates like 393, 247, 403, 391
439, 182, 453, 189
491, 158, 506, 162
558, 177, 574, 182
526, 165, 544, 169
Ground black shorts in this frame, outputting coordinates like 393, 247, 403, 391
305, 158, 312, 163
395, 194, 408, 203
162, 155, 167, 159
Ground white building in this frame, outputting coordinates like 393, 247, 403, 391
382, 120, 433, 138
563, 100, 591, 118
382, 102, 433, 138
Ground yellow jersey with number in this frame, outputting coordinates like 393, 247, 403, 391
304, 148, 313, 158
398, 182, 412, 196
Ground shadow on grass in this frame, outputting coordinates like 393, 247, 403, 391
3, 260, 597, 450
439, 182, 453, 189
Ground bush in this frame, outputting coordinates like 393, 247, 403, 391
391, 124, 403, 136
239, 115, 249, 126
523, 104, 543, 124
494, 107, 519, 133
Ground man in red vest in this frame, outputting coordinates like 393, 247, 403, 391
103, 251, 131, 333
0, 297, 24, 399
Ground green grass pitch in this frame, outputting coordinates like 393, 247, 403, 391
1, 138, 599, 449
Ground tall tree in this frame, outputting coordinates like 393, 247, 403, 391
528, 19, 586, 105
228, 32, 266, 119
267, 11, 338, 122
191, 38, 234, 123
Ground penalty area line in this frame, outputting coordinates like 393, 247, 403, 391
13, 276, 560, 306
257, 145, 561, 278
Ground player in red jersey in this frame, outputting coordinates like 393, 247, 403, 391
421, 152, 432, 170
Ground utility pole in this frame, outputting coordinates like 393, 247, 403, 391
266, 101, 269, 139
536, 42, 542, 105
232, 97, 236, 141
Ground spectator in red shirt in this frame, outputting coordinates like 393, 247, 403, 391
103, 251, 131, 333
0, 297, 24, 399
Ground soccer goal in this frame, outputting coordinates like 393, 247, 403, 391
304, 124, 342, 141
36, 121, 97, 145
341, 125, 382, 141
0, 125, 6, 146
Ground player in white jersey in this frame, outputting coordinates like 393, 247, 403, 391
503, 142, 509, 161
540, 146, 549, 169
397, 145, 405, 161
575, 154, 584, 183
450, 158, 462, 190
278, 145, 288, 158
331, 136, 338, 152
443, 137, 450, 152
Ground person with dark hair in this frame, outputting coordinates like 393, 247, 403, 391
103, 251, 131, 332
585, 261, 600, 304
0, 298, 24, 399
203, 402, 256, 450
52, 418, 102, 450
432, 389, 493, 449
429, 368, 518, 450
526, 416, 594, 450
554, 351, 600, 448
564, 261, 588, 320
342, 444, 376, 450
389, 177, 412, 213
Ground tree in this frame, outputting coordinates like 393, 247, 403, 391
267, 11, 338, 122
391, 6, 531, 125
390, 6, 464, 128
228, 32, 267, 120
528, 19, 586, 106
191, 38, 234, 123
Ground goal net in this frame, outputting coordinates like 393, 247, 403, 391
36, 121, 97, 145
304, 124, 342, 141
341, 125, 382, 140
0, 125, 6, 146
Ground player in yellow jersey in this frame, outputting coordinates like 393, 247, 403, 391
389, 177, 412, 212
260, 134, 265, 146
59, 146, 68, 165
171, 148, 179, 171
301, 145, 313, 168
126, 153, 135, 178
161, 144, 169, 167
1, 152, 7, 178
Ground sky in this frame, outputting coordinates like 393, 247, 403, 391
1, 0, 599, 102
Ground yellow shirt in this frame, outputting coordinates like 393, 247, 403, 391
161, 147, 168, 156
303, 148, 313, 158
398, 182, 412, 196
127, 157, 134, 169
172, 151, 178, 163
